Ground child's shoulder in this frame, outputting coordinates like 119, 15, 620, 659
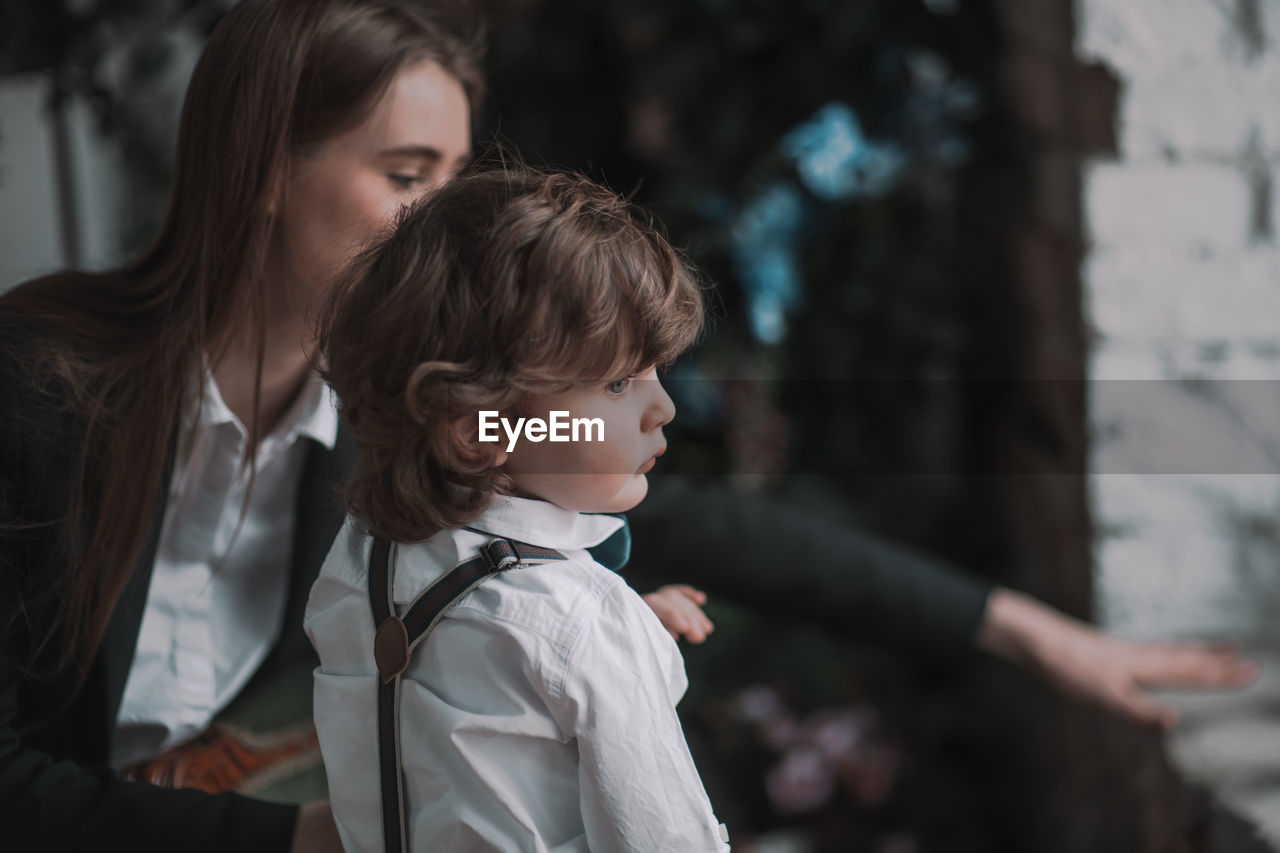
452, 544, 632, 645
311, 515, 636, 642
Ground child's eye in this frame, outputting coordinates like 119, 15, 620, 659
605, 378, 631, 395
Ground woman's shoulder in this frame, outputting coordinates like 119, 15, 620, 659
0, 309, 88, 452
0, 303, 51, 372
0, 268, 141, 371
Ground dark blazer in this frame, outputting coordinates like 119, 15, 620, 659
0, 330, 990, 851
0, 333, 356, 853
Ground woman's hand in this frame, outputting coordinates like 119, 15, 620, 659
976, 588, 1258, 730
643, 585, 715, 643
292, 800, 342, 853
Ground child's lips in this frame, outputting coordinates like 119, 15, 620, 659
637, 446, 666, 474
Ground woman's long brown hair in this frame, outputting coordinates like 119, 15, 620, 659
0, 0, 483, 690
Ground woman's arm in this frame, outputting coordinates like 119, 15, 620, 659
977, 589, 1256, 729
0, 681, 299, 852
628, 474, 990, 660
628, 476, 1257, 725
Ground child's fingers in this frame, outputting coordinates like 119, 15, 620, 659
668, 612, 702, 643
677, 600, 714, 644
665, 600, 704, 643
644, 587, 715, 643
684, 588, 708, 605
680, 597, 715, 640
663, 584, 708, 605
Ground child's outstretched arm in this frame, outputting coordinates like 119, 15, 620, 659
642, 584, 714, 643
553, 583, 730, 852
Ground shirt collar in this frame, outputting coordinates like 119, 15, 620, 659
195, 367, 338, 451
465, 495, 625, 552
282, 371, 339, 450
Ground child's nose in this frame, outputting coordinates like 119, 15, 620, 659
644, 376, 676, 431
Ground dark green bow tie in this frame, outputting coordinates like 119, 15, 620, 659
586, 514, 631, 572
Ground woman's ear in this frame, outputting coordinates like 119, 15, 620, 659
267, 157, 292, 218
266, 177, 282, 218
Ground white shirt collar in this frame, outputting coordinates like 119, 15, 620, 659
281, 371, 339, 450
464, 495, 625, 552
196, 367, 338, 451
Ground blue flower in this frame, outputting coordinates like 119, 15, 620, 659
729, 180, 807, 344
781, 102, 907, 202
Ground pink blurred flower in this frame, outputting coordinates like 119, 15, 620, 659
734, 685, 785, 723
766, 747, 834, 814
761, 715, 801, 751
837, 741, 902, 807
801, 709, 868, 760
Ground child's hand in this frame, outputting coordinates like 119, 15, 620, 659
642, 585, 714, 644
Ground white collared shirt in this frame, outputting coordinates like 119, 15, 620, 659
306, 496, 731, 853
111, 369, 339, 768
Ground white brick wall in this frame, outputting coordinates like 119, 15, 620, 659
1086, 247, 1280, 345
1085, 164, 1250, 252
1079, 0, 1280, 642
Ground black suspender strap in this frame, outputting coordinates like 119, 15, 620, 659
368, 534, 566, 853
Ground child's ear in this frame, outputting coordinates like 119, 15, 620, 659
449, 414, 506, 468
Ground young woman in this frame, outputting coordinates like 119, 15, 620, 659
0, 1, 478, 849
0, 0, 1255, 850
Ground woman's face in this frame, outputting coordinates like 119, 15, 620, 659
277, 59, 471, 306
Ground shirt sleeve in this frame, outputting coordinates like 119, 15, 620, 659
552, 580, 729, 853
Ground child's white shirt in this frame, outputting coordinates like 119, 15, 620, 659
305, 495, 730, 853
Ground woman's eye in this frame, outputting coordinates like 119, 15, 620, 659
388, 174, 425, 190
605, 378, 630, 395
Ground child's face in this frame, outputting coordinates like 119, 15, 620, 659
498, 366, 675, 513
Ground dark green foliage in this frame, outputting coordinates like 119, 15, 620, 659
484, 2, 1025, 848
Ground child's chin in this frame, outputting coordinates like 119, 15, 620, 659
598, 473, 649, 513
542, 475, 649, 514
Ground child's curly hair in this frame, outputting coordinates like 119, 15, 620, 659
318, 166, 705, 542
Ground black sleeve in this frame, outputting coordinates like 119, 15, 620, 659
0, 670, 298, 852
625, 475, 993, 662
0, 336, 299, 852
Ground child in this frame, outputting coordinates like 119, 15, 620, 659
306, 166, 731, 852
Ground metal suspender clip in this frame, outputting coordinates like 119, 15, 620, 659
480, 537, 523, 573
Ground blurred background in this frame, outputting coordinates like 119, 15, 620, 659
4, 1, 1280, 851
